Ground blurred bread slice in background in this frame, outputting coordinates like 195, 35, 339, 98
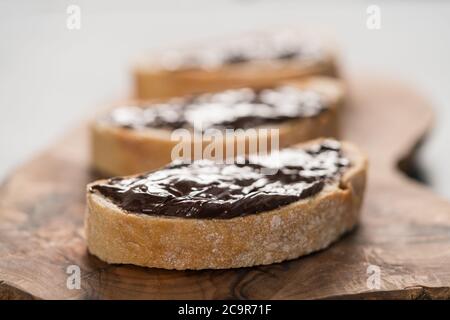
133, 29, 339, 99
91, 76, 345, 176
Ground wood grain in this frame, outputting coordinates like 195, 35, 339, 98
1, 74, 450, 300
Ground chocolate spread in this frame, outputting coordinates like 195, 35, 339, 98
90, 140, 349, 219
104, 87, 326, 132
158, 30, 325, 70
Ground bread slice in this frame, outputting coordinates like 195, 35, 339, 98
91, 76, 344, 176
85, 139, 367, 270
134, 30, 338, 99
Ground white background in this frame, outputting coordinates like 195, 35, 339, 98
1, 0, 450, 198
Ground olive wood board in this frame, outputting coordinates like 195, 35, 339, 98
1, 74, 450, 300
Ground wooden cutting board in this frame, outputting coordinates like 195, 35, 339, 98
1, 74, 450, 300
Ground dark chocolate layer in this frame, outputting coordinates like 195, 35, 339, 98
105, 86, 326, 132
90, 140, 349, 219
158, 30, 325, 70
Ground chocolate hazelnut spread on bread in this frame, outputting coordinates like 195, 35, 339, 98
103, 86, 327, 132
158, 31, 325, 71
90, 140, 349, 219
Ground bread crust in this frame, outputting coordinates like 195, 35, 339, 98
85, 140, 367, 270
91, 77, 344, 176
134, 56, 337, 99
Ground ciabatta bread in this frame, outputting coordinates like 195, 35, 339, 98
85, 139, 367, 270
134, 30, 338, 99
91, 76, 344, 176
